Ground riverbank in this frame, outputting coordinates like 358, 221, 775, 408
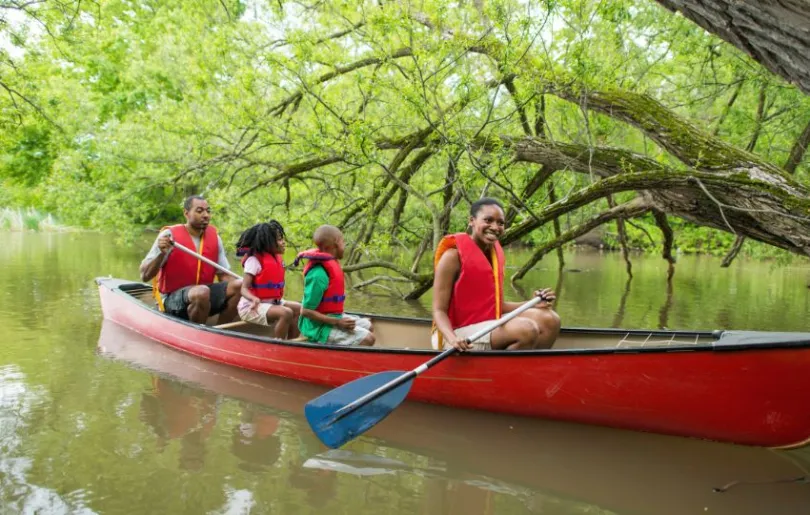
0, 208, 73, 232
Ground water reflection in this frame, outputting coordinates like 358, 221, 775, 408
289, 453, 338, 510
658, 276, 674, 330
97, 320, 810, 515
611, 278, 632, 328
231, 406, 281, 473
509, 267, 564, 306
139, 378, 219, 470
304, 450, 546, 515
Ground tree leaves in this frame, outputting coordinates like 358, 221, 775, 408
1, 0, 809, 281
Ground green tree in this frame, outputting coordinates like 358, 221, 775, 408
2, 0, 810, 294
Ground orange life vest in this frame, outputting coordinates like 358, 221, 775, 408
435, 232, 505, 329
158, 224, 220, 294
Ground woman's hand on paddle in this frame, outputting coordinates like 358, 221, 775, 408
336, 317, 356, 332
533, 288, 556, 308
446, 335, 472, 352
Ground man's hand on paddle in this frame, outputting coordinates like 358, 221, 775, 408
157, 234, 173, 255
533, 288, 556, 308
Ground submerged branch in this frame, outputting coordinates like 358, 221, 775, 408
351, 275, 412, 294
652, 210, 676, 280
608, 195, 633, 278
342, 260, 426, 283
721, 235, 746, 268
511, 197, 651, 283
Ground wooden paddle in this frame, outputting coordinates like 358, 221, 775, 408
304, 295, 545, 449
168, 241, 247, 328
170, 240, 242, 280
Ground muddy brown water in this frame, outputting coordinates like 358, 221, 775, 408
2, 232, 809, 514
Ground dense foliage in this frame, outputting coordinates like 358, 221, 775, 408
2, 1, 810, 288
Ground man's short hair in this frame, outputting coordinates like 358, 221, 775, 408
183, 195, 206, 211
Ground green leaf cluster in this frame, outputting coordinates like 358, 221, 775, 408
0, 0, 807, 265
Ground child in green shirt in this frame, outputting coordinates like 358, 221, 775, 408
294, 225, 376, 346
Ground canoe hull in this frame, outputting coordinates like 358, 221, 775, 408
97, 277, 810, 447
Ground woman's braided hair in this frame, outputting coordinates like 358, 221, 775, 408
236, 220, 286, 257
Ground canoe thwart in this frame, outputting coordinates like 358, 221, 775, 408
214, 320, 249, 329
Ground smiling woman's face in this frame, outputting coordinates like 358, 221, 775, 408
469, 204, 506, 247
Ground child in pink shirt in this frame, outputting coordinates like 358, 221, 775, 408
235, 221, 301, 339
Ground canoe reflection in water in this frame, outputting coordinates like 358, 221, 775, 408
230, 404, 340, 505
98, 320, 810, 515
230, 406, 281, 472
138, 377, 219, 470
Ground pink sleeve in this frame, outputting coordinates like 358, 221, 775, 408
243, 256, 262, 276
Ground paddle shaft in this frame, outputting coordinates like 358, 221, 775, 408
329, 295, 545, 424
170, 240, 242, 280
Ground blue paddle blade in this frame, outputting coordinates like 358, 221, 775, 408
305, 371, 413, 449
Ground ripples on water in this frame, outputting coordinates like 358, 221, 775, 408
1, 232, 809, 514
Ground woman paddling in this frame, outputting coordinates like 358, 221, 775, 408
432, 198, 561, 351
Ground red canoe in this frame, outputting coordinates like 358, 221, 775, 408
96, 276, 810, 448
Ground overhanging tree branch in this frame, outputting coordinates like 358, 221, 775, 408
511, 197, 652, 283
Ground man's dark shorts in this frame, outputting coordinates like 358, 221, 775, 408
163, 282, 229, 320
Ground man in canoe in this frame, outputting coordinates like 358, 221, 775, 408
294, 225, 376, 346
140, 195, 242, 324
432, 198, 561, 351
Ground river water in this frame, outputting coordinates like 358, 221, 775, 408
1, 232, 809, 514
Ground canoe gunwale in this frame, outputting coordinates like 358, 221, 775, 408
99, 277, 810, 356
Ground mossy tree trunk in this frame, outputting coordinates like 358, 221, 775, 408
655, 1, 810, 95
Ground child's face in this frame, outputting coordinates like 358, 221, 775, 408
277, 237, 286, 253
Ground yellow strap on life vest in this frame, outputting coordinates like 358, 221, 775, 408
152, 225, 172, 312
434, 241, 501, 350
152, 277, 166, 312
196, 231, 205, 284
492, 246, 501, 319
432, 237, 456, 351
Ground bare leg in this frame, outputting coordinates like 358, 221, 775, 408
186, 285, 211, 324
284, 301, 302, 338
490, 318, 540, 350
265, 305, 294, 339
518, 307, 561, 349
358, 331, 376, 346
217, 279, 242, 324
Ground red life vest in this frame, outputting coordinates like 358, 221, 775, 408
158, 224, 220, 294
435, 232, 505, 329
242, 252, 285, 300
294, 249, 345, 314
